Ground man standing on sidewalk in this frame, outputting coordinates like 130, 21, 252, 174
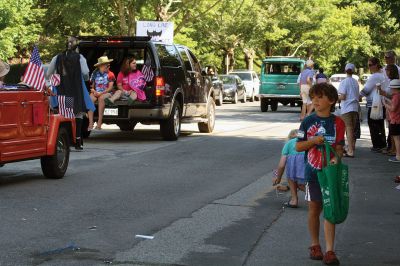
299, 60, 315, 121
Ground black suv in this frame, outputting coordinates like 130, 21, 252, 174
78, 36, 216, 140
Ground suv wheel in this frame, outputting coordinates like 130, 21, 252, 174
249, 90, 255, 102
271, 100, 278, 112
241, 92, 247, 103
117, 122, 137, 131
261, 98, 268, 112
41, 127, 70, 179
216, 90, 223, 106
198, 98, 216, 133
160, 101, 181, 141
232, 92, 238, 104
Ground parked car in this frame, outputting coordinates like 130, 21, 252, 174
330, 73, 360, 90
219, 74, 247, 104
229, 70, 260, 102
78, 36, 216, 140
204, 65, 224, 106
0, 84, 75, 179
259, 57, 305, 112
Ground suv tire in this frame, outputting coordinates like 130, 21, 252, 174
261, 98, 268, 112
271, 100, 278, 112
160, 101, 181, 141
216, 90, 223, 106
41, 127, 70, 179
118, 122, 137, 131
198, 98, 216, 133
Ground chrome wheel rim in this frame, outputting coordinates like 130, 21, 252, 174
56, 138, 67, 169
209, 102, 215, 128
173, 106, 180, 136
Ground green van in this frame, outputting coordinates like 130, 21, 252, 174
259, 57, 305, 112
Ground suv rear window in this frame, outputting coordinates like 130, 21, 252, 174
264, 63, 301, 75
156, 44, 181, 67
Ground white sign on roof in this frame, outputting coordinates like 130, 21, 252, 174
136, 21, 174, 44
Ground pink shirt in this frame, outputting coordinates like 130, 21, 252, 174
117, 70, 147, 101
389, 92, 400, 124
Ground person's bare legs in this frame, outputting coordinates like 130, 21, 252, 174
97, 94, 107, 129
129, 91, 138, 101
308, 201, 322, 246
88, 94, 97, 130
324, 219, 336, 252
288, 180, 298, 205
109, 90, 122, 103
394, 135, 400, 160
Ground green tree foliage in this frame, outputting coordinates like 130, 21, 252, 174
1, 0, 400, 75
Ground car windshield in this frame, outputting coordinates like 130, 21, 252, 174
331, 76, 346, 82
264, 63, 301, 75
220, 76, 236, 84
231, 72, 251, 81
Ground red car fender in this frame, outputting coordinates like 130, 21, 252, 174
46, 114, 76, 155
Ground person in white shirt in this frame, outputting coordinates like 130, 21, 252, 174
338, 63, 360, 157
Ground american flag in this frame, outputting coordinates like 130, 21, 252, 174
142, 58, 154, 82
22, 46, 46, 91
58, 95, 75, 119
50, 74, 60, 87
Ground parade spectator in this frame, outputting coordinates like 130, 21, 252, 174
0, 60, 10, 88
107, 57, 147, 106
383, 79, 400, 163
88, 56, 116, 130
299, 60, 315, 121
316, 68, 328, 84
360, 57, 388, 152
338, 63, 360, 158
296, 83, 345, 265
272, 129, 305, 208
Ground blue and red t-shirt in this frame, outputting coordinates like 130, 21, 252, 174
297, 113, 345, 182
90, 70, 116, 93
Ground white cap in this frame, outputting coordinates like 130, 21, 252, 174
389, 79, 400, 89
345, 63, 355, 72
306, 60, 314, 67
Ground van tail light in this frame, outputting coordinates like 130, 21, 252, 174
155, 76, 165, 96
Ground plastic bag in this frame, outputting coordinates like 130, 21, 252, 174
370, 89, 383, 120
317, 142, 349, 224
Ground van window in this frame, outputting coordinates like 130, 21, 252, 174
264, 63, 301, 75
156, 44, 181, 67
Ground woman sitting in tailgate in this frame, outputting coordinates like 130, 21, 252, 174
106, 57, 147, 106
88, 56, 116, 130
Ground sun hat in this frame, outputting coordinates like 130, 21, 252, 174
389, 79, 400, 89
94, 56, 114, 67
345, 63, 355, 72
306, 60, 314, 67
0, 60, 10, 77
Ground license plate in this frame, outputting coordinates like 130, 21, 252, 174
277, 85, 285, 90
104, 108, 118, 116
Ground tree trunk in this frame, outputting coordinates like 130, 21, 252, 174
113, 0, 128, 35
244, 48, 255, 70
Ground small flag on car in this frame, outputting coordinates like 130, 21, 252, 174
22, 46, 46, 91
58, 95, 75, 119
142, 57, 154, 82
50, 74, 60, 87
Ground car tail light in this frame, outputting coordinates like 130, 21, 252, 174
155, 76, 165, 96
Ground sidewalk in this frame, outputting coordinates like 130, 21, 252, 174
245, 125, 400, 265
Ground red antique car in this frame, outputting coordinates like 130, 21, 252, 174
0, 85, 75, 178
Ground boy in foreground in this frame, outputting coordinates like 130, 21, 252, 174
296, 83, 345, 265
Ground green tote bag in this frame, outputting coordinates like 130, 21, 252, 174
317, 142, 349, 224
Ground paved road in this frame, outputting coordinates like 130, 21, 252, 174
1, 102, 399, 265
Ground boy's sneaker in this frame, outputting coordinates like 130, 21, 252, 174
309, 245, 323, 260
323, 251, 340, 265
389, 157, 400, 163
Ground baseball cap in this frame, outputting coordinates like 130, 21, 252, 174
306, 60, 314, 67
345, 63, 355, 72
